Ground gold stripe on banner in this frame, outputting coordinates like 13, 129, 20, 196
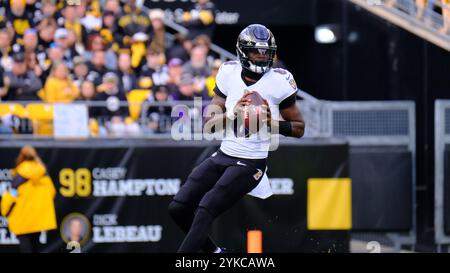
307, 178, 352, 230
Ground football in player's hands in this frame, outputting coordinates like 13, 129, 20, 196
244, 91, 265, 134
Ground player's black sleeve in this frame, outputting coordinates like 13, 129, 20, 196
213, 85, 226, 99
279, 93, 297, 110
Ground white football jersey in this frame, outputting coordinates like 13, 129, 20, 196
215, 61, 298, 159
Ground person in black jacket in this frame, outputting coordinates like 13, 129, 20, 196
2, 52, 42, 101
181, 0, 216, 39
117, 52, 138, 93
92, 72, 128, 121
93, 72, 130, 136
86, 50, 114, 86
146, 85, 172, 134
116, 0, 152, 48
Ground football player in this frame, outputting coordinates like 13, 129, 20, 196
168, 24, 305, 253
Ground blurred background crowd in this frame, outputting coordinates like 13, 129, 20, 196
0, 0, 226, 136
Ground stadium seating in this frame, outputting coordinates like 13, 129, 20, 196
25, 104, 54, 136
0, 104, 26, 118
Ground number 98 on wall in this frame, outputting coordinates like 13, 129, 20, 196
59, 168, 92, 197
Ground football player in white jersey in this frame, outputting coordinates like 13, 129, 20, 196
168, 24, 305, 253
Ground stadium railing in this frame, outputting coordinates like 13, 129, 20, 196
0, 98, 415, 140
434, 100, 450, 251
349, 0, 450, 51
298, 98, 417, 251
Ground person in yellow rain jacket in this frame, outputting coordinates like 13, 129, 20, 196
0, 145, 57, 253
40, 61, 80, 103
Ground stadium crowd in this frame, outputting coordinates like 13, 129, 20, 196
0, 0, 220, 136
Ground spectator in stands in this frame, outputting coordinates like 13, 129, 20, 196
183, 45, 211, 78
0, 21, 13, 72
146, 85, 173, 134
77, 80, 96, 101
2, 52, 42, 101
181, 0, 216, 39
97, 72, 127, 96
193, 34, 215, 60
85, 0, 102, 19
116, 0, 152, 49
76, 80, 106, 137
79, 0, 102, 32
93, 72, 130, 136
167, 33, 194, 63
99, 10, 117, 47
60, 2, 88, 45
68, 27, 86, 57
23, 28, 38, 54
167, 58, 184, 95
25, 51, 43, 79
74, 0, 85, 17
36, 17, 58, 52
172, 73, 207, 101
72, 56, 89, 88
0, 145, 57, 253
40, 42, 64, 82
139, 47, 169, 87
54, 28, 70, 47
37, 0, 58, 22
85, 33, 106, 54
117, 52, 138, 93
84, 33, 117, 71
47, 43, 64, 64
170, 74, 191, 101
104, 0, 122, 16
193, 34, 211, 51
123, 117, 143, 137
128, 31, 150, 71
54, 28, 79, 70
25, 0, 42, 26
6, 0, 35, 41
149, 9, 173, 55
205, 59, 221, 98
182, 45, 211, 99
40, 60, 79, 103
88, 117, 107, 137
86, 50, 112, 86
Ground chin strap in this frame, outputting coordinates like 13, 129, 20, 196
241, 66, 265, 82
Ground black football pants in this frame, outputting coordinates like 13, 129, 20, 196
168, 149, 266, 253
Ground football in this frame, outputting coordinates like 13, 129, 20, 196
244, 92, 266, 134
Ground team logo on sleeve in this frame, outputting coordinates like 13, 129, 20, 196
289, 79, 297, 90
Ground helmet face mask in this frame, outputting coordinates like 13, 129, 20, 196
236, 24, 277, 74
